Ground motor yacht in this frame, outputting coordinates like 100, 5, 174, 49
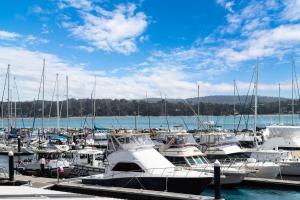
82, 131, 213, 195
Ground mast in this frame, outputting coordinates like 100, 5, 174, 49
66, 75, 69, 130
14, 77, 16, 128
233, 80, 236, 131
197, 84, 200, 130
279, 83, 281, 124
7, 64, 10, 131
92, 76, 96, 137
56, 73, 60, 131
42, 59, 45, 135
146, 91, 151, 130
292, 59, 295, 125
254, 59, 259, 133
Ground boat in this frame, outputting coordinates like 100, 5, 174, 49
16, 149, 72, 178
156, 131, 250, 186
65, 147, 105, 176
82, 132, 213, 195
194, 129, 280, 179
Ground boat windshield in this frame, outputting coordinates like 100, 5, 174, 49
185, 156, 209, 166
108, 134, 154, 152
166, 134, 197, 147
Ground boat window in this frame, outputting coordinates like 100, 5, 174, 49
165, 156, 187, 166
193, 156, 204, 164
112, 162, 144, 172
200, 156, 209, 164
186, 156, 196, 165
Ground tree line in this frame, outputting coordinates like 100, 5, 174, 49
0, 98, 299, 118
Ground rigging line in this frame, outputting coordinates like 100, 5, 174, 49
48, 79, 57, 127
32, 64, 45, 129
182, 99, 206, 130
14, 78, 25, 128
236, 68, 255, 130
0, 70, 8, 128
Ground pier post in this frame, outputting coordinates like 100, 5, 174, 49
8, 151, 14, 182
17, 136, 21, 153
40, 158, 45, 175
214, 160, 221, 200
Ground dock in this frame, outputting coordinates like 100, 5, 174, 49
8, 174, 216, 200
242, 177, 300, 189
52, 182, 215, 200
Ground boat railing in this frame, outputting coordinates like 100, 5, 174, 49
108, 166, 211, 179
0, 166, 8, 179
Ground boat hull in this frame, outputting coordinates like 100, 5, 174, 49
280, 163, 300, 176
17, 167, 72, 178
82, 176, 212, 195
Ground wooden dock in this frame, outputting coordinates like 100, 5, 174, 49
242, 177, 300, 189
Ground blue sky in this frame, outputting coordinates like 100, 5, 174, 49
0, 0, 300, 100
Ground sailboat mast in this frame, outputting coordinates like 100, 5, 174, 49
56, 73, 60, 130
92, 76, 96, 137
254, 60, 259, 133
197, 84, 200, 130
66, 76, 69, 130
7, 64, 10, 130
292, 59, 295, 125
42, 59, 45, 135
279, 83, 281, 124
233, 80, 236, 131
14, 77, 16, 128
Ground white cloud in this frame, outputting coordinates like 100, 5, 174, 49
0, 30, 20, 40
281, 0, 300, 21
217, 0, 235, 13
58, 0, 93, 11
77, 45, 94, 52
61, 3, 148, 54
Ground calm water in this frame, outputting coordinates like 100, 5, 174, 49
2, 114, 300, 130
203, 187, 300, 200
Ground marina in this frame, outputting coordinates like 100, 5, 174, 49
2, 0, 300, 199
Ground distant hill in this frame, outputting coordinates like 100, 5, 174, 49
142, 95, 289, 105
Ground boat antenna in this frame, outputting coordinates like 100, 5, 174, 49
164, 95, 171, 132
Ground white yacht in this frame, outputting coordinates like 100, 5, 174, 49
83, 132, 213, 195
156, 132, 250, 186
196, 131, 281, 179
247, 148, 300, 176
261, 125, 300, 152
16, 150, 72, 178
66, 147, 105, 176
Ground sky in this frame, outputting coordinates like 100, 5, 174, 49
0, 0, 300, 100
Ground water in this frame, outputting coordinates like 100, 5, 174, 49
203, 187, 300, 200
3, 114, 300, 130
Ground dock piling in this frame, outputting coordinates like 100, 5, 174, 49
8, 151, 14, 182
40, 158, 45, 175
17, 136, 21, 153
214, 160, 221, 200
